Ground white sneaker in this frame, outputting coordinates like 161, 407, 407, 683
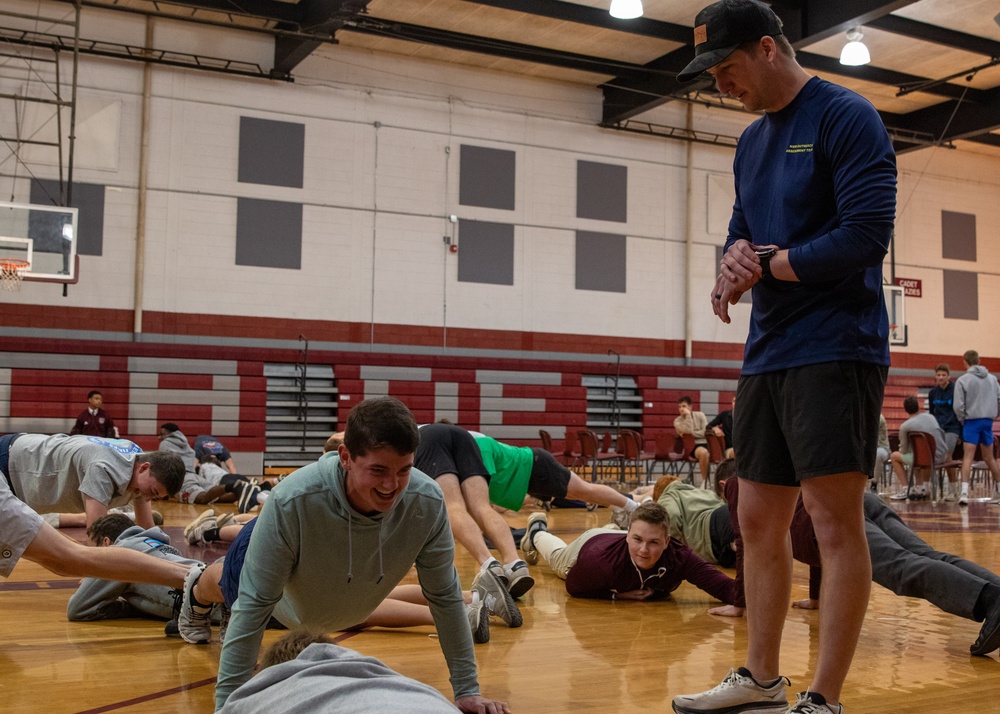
787, 691, 843, 714
889, 488, 909, 501
672, 668, 788, 714
959, 491, 969, 506
466, 590, 490, 644
471, 564, 522, 628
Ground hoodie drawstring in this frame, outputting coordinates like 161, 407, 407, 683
346, 510, 353, 584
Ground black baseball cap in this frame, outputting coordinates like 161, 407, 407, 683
676, 0, 783, 82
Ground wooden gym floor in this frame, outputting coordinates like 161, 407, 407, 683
3, 497, 1000, 713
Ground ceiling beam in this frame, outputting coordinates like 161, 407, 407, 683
867, 15, 1000, 57
93, 0, 301, 25
342, 17, 675, 82
890, 86, 1000, 146
272, 0, 371, 78
462, 0, 690, 43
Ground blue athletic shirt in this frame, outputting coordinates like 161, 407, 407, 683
727, 76, 896, 375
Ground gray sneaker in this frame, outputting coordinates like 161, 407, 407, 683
521, 512, 548, 565
611, 504, 632, 529
672, 668, 788, 714
787, 692, 843, 714
504, 559, 535, 598
179, 564, 212, 644
184, 510, 218, 546
472, 564, 522, 628
466, 590, 490, 644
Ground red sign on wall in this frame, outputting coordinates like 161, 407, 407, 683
893, 277, 922, 297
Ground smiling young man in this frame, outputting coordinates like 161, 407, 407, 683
519, 502, 737, 605
672, 1, 896, 713
212, 397, 508, 714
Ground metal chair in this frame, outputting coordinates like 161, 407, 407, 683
909, 431, 961, 501
577, 429, 624, 483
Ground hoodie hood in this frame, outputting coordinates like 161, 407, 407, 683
158, 430, 196, 472
968, 365, 990, 379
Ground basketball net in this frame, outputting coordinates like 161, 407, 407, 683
0, 259, 29, 292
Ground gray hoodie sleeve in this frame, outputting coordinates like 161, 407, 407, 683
954, 378, 967, 423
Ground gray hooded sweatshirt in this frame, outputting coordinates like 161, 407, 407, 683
158, 429, 197, 473
215, 453, 477, 710
954, 365, 1000, 422
219, 643, 459, 713
67, 525, 206, 621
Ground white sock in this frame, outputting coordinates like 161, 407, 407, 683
480, 556, 500, 571
622, 499, 639, 513
257, 491, 269, 506
961, 482, 970, 495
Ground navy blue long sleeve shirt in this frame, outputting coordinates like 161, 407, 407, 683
727, 77, 897, 374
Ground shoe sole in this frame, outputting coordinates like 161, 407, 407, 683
180, 566, 211, 645
971, 614, 1000, 656
507, 571, 535, 599
184, 510, 216, 543
672, 701, 788, 714
472, 602, 490, 644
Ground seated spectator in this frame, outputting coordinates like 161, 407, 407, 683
718, 476, 1000, 657
218, 630, 478, 714
706, 396, 736, 459
520, 502, 738, 605
194, 435, 237, 474
873, 413, 890, 487
889, 395, 949, 501
674, 396, 710, 488
69, 389, 119, 438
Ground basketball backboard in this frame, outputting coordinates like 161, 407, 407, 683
0, 200, 79, 282
884, 283, 907, 346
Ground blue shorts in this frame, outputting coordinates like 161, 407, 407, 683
962, 418, 995, 446
220, 516, 258, 608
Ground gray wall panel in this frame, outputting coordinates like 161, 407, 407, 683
577, 160, 627, 222
459, 145, 515, 210
129, 357, 238, 375
458, 221, 514, 286
576, 231, 626, 293
941, 210, 976, 262
477, 370, 561, 385
238, 117, 305, 189
360, 366, 432, 381
943, 269, 978, 320
657, 377, 739, 391
0, 352, 100, 370
236, 198, 302, 270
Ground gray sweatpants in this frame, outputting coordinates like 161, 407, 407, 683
865, 493, 1000, 620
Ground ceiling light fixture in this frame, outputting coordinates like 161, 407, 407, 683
610, 0, 643, 20
839, 27, 870, 66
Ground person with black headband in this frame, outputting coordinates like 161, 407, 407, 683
669, 1, 897, 713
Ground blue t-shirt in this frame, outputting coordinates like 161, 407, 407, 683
194, 435, 232, 462
728, 77, 896, 375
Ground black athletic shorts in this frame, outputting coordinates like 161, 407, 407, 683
414, 423, 489, 484
526, 448, 571, 500
709, 504, 736, 568
733, 361, 887, 486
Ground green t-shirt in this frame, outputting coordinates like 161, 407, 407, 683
475, 437, 534, 511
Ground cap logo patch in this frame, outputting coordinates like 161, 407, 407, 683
693, 23, 708, 46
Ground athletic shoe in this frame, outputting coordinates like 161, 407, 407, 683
219, 604, 231, 644
216, 512, 235, 529
943, 486, 958, 502
959, 492, 969, 506
585, 502, 599, 512
484, 558, 509, 588
611, 505, 631, 529
237, 482, 262, 514
184, 510, 218, 546
179, 564, 212, 644
971, 601, 1000, 656
521, 512, 548, 565
504, 559, 535, 598
907, 486, 928, 501
152, 511, 164, 526
472, 564, 522, 628
466, 590, 490, 644
671, 667, 788, 714
787, 692, 843, 714
889, 488, 909, 501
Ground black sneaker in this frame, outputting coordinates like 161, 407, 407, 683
971, 601, 1000, 656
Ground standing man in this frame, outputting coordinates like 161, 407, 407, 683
70, 389, 120, 438
954, 350, 1000, 505
670, 2, 896, 713
927, 363, 963, 466
213, 397, 508, 713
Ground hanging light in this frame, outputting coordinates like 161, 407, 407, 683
610, 0, 643, 20
839, 27, 870, 66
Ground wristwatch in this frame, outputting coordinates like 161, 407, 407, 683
755, 247, 776, 281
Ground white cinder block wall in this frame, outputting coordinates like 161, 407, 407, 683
0, 0, 997, 359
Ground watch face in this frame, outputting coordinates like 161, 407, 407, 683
755, 248, 776, 258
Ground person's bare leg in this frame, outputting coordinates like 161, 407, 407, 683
435, 474, 494, 564
57, 513, 88, 528
565, 472, 629, 508
740, 480, 799, 681
24, 522, 189, 588
800, 472, 871, 706
980, 447, 1000, 487
386, 583, 471, 606
192, 559, 225, 604
696, 447, 710, 487
961, 441, 976, 487
194, 485, 234, 504
460, 476, 520, 565
890, 452, 908, 492
349, 599, 435, 629
217, 523, 245, 543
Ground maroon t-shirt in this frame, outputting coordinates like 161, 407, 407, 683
726, 478, 823, 608
564, 531, 738, 604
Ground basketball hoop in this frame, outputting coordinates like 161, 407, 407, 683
0, 258, 30, 292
